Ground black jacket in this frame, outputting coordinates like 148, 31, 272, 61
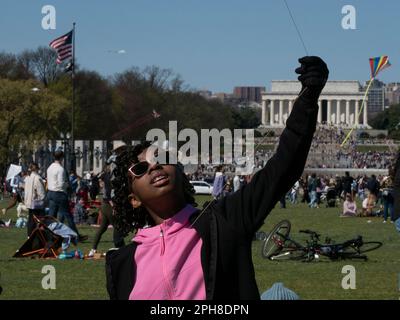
393, 152, 400, 221
367, 178, 380, 196
105, 91, 319, 300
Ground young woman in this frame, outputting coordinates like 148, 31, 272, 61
341, 194, 357, 217
105, 56, 329, 300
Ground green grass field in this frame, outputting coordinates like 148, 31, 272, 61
0, 195, 399, 300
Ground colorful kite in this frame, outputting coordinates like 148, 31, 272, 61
341, 56, 391, 147
369, 56, 391, 78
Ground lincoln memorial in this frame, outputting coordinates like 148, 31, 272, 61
260, 81, 368, 128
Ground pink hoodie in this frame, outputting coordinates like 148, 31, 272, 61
129, 204, 206, 300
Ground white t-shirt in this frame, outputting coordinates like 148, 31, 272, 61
46, 162, 67, 193
233, 176, 240, 192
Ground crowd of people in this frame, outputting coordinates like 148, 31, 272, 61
0, 150, 124, 255
254, 126, 397, 169
1, 150, 129, 257
186, 162, 397, 224
284, 170, 396, 222
2, 135, 397, 237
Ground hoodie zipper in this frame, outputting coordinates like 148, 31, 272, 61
160, 225, 174, 299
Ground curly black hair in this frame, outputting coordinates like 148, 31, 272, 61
110, 141, 197, 235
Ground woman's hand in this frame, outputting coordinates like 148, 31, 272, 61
296, 56, 329, 99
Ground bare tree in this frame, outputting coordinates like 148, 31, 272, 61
22, 46, 63, 86
143, 66, 174, 91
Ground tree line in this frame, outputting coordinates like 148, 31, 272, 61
0, 47, 260, 173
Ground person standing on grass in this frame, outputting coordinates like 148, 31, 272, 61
46, 150, 87, 242
391, 153, 400, 232
366, 174, 380, 216
105, 56, 329, 300
300, 176, 310, 204
308, 173, 318, 208
89, 173, 100, 201
290, 180, 300, 204
69, 170, 79, 198
381, 167, 395, 223
212, 165, 225, 200
24, 163, 46, 236
342, 171, 353, 198
233, 175, 240, 192
88, 162, 125, 257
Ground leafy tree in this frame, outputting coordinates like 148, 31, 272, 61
0, 52, 33, 80
370, 104, 400, 139
1, 47, 263, 157
0, 78, 69, 173
232, 106, 261, 128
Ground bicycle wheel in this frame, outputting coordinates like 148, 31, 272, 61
358, 241, 383, 254
270, 247, 308, 261
261, 220, 291, 259
332, 245, 360, 260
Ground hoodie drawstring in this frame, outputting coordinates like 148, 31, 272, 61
159, 226, 165, 256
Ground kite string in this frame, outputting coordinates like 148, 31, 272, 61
340, 77, 374, 147
192, 2, 311, 227
190, 86, 309, 227
283, 0, 309, 56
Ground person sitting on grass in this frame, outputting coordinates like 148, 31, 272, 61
105, 56, 329, 300
341, 194, 357, 217
73, 197, 87, 225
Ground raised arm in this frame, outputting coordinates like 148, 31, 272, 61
393, 152, 400, 228
215, 56, 329, 236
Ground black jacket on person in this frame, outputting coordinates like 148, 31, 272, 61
342, 175, 353, 194
105, 91, 319, 300
367, 178, 380, 196
392, 153, 400, 222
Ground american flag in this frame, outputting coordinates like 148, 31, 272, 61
49, 30, 73, 64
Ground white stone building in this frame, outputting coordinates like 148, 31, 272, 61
260, 81, 369, 128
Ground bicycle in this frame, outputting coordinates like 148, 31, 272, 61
261, 220, 382, 262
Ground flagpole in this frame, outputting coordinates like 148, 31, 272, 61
71, 22, 76, 172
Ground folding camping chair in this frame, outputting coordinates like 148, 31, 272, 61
13, 215, 63, 258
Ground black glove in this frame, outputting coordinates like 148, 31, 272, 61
295, 56, 329, 100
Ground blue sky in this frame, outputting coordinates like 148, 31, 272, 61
1, 0, 399, 92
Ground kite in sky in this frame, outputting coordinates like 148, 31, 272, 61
369, 56, 391, 78
341, 56, 391, 147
